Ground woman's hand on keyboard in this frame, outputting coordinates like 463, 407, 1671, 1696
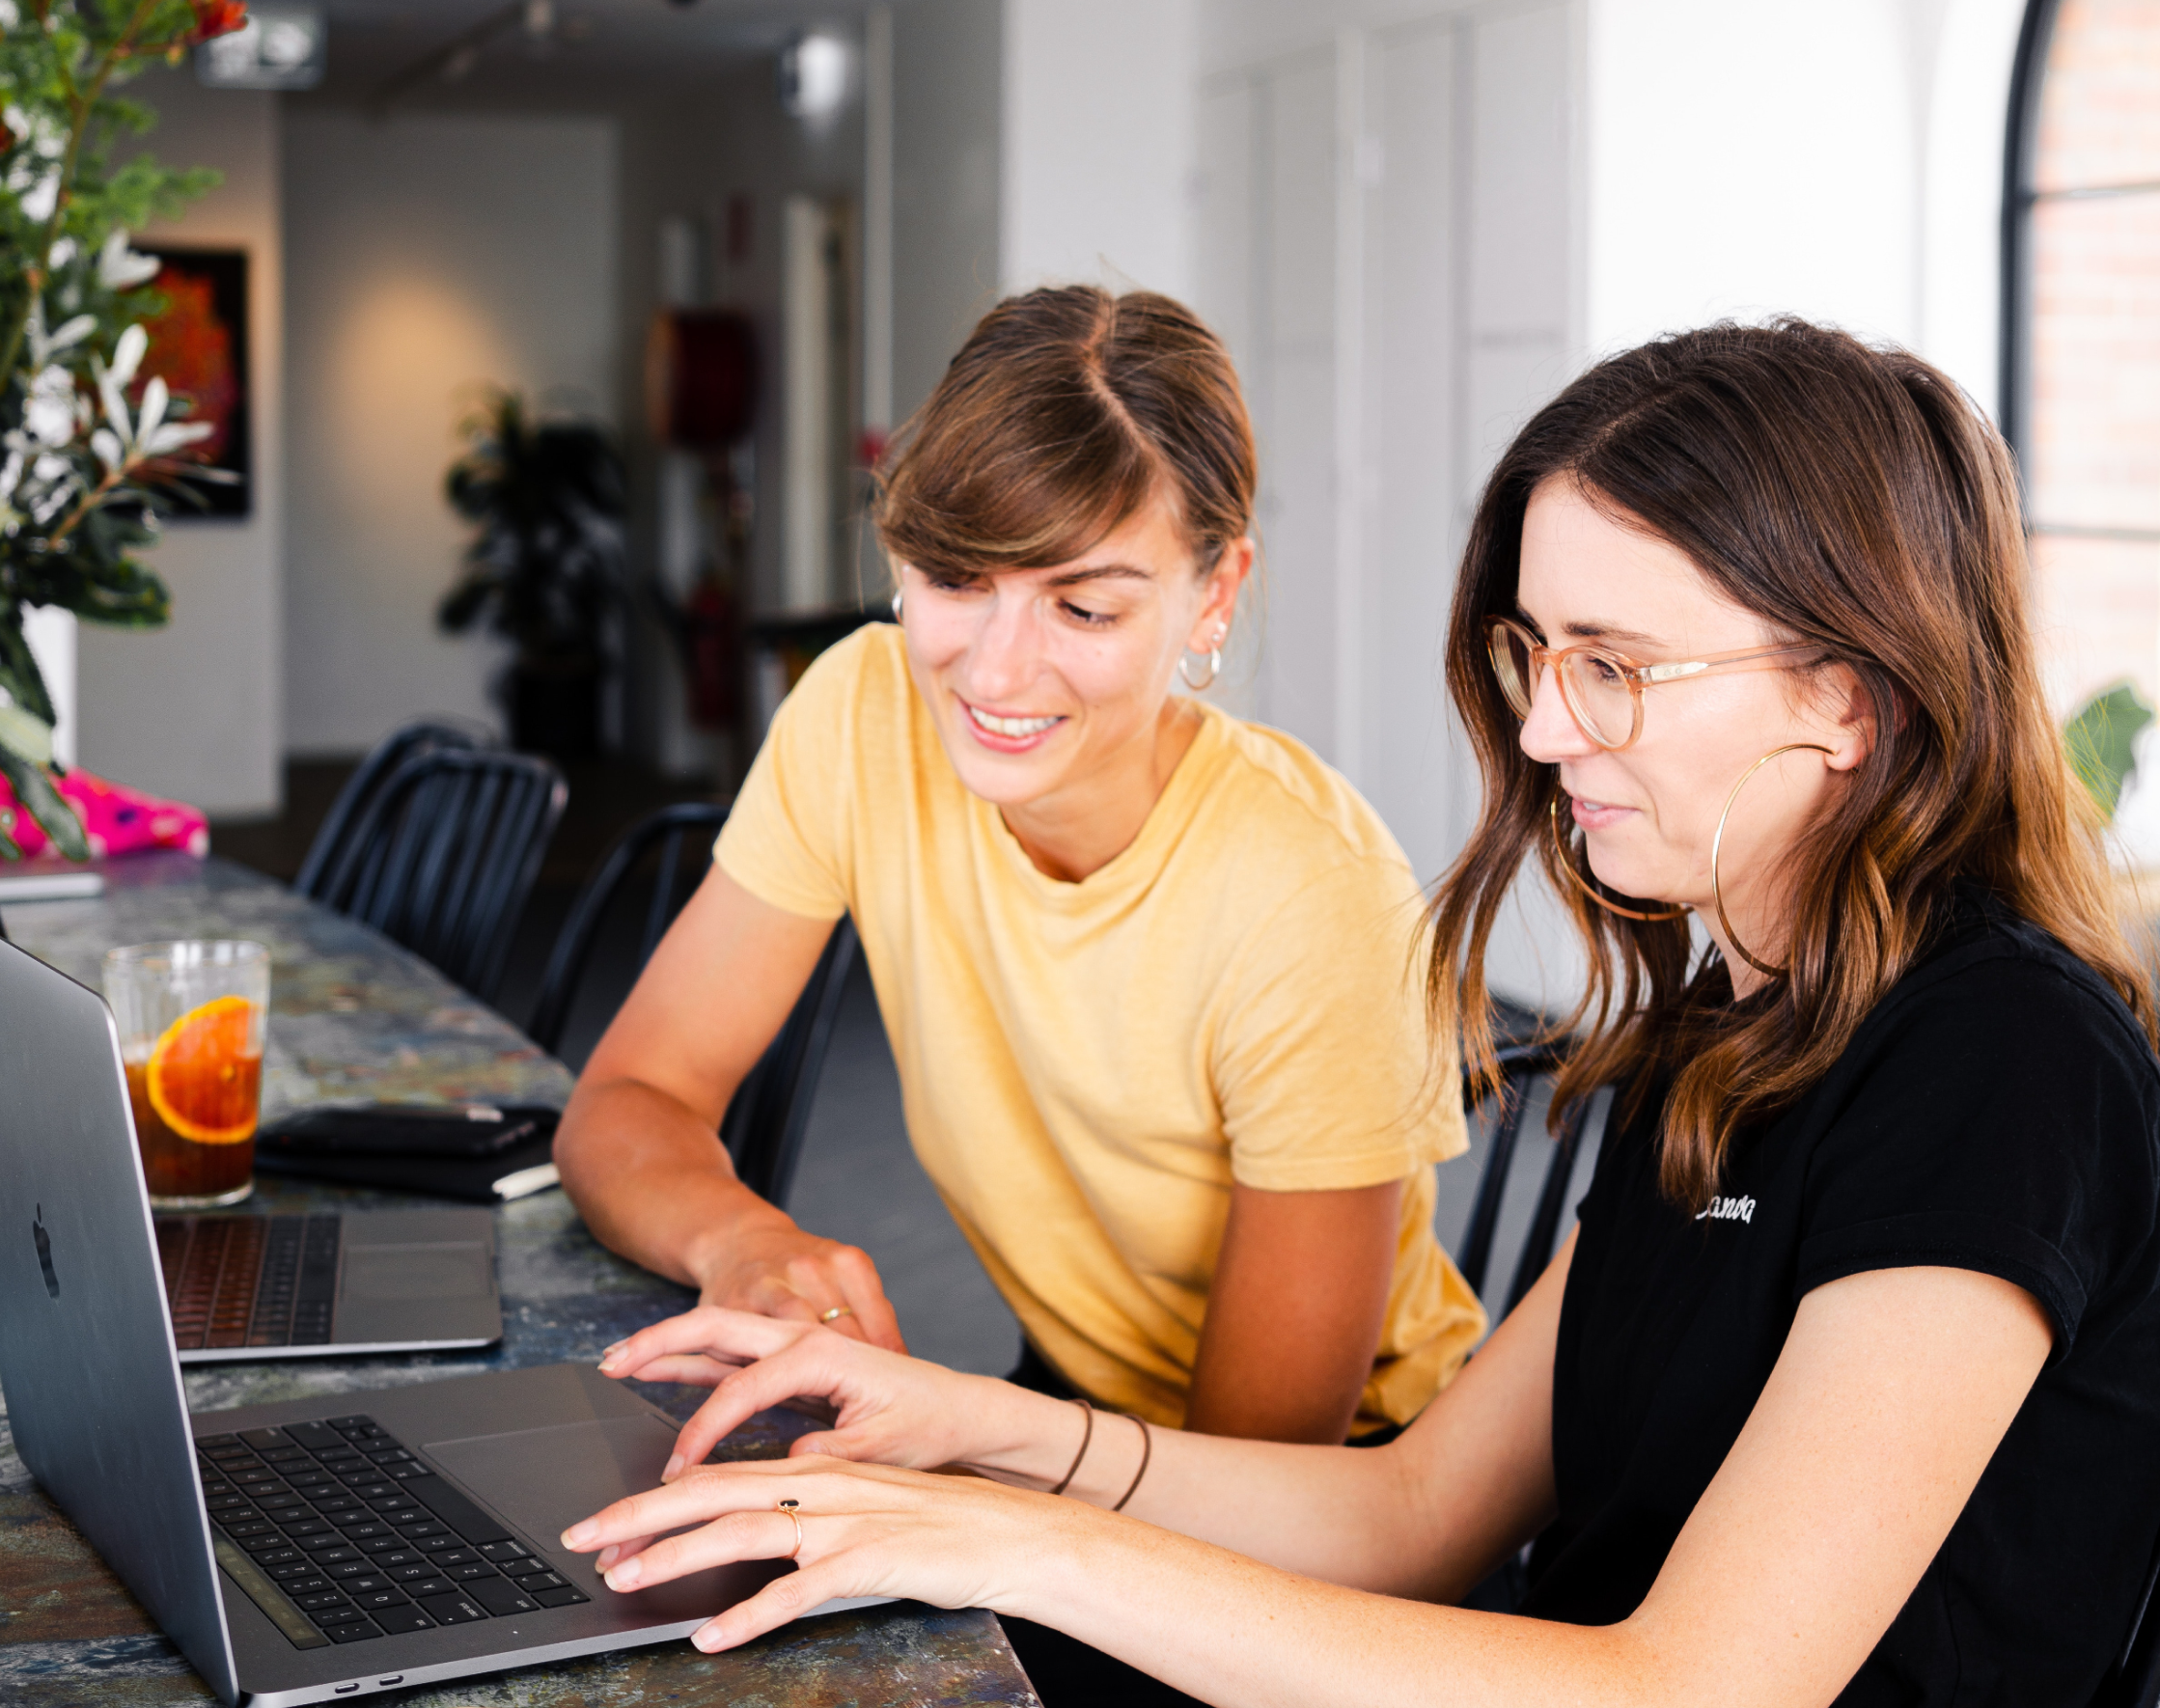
595, 1307, 1079, 1490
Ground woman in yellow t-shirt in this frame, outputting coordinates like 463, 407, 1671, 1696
556, 286, 1484, 1451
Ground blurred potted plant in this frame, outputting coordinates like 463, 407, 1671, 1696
437, 389, 627, 761
0, 0, 244, 858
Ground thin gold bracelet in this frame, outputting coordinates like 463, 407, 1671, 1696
1048, 1398, 1094, 1497
1111, 1414, 1151, 1513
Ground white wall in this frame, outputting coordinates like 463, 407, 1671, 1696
1188, 0, 2032, 1009
1000, 0, 1200, 298
1919, 0, 2031, 410
281, 111, 618, 757
890, 0, 1003, 426
1583, 0, 1919, 353
1195, 0, 1582, 1005
1583, 0, 2029, 407
74, 69, 284, 818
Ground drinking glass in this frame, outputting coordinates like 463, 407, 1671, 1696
102, 940, 270, 1208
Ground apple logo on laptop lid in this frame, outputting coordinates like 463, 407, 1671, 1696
33, 1203, 59, 1299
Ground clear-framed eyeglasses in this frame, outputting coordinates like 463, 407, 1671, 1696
1484, 615, 1818, 752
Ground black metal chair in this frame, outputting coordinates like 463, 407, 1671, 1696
526, 801, 860, 1209
293, 719, 489, 900
1458, 999, 1600, 1318
308, 747, 567, 1002
525, 801, 734, 1058
1454, 1002, 1602, 1618
2096, 1536, 2160, 1708
718, 919, 859, 1209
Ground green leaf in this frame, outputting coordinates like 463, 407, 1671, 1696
0, 614, 58, 726
0, 700, 55, 765
2065, 681, 2155, 821
0, 745, 88, 862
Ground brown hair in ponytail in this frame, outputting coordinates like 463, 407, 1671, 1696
874, 285, 1257, 579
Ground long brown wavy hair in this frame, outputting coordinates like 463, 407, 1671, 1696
1428, 319, 2156, 1207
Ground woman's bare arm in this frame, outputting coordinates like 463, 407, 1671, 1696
1183, 1179, 1406, 1443
569, 1257, 2051, 1708
591, 1230, 1571, 1601
553, 865, 906, 1349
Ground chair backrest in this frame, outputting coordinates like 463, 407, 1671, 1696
310, 747, 568, 1002
2094, 1533, 2160, 1708
720, 918, 860, 1209
1458, 1002, 1600, 1318
526, 801, 858, 1211
525, 801, 734, 1059
293, 719, 489, 900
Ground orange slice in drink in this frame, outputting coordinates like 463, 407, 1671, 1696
146, 996, 263, 1144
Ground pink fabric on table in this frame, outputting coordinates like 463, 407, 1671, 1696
0, 768, 210, 859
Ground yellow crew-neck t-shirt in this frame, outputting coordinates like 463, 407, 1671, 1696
716, 625, 1484, 1430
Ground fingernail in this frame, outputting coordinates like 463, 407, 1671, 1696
561, 1523, 594, 1548
605, 1558, 643, 1590
694, 1621, 725, 1652
661, 1454, 684, 1481
595, 1545, 620, 1570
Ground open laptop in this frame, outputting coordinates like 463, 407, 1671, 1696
155, 1204, 503, 1362
0, 937, 847, 1706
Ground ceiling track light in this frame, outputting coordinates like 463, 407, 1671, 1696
367, 0, 570, 113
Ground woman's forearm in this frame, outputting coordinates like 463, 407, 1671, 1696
953, 1376, 1477, 1600
1022, 1253, 1564, 1601
1021, 1510, 1648, 1708
555, 1074, 785, 1292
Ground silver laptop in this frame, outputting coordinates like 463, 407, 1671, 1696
0, 937, 843, 1706
155, 1205, 503, 1363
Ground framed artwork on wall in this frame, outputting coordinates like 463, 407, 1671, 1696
139, 246, 251, 519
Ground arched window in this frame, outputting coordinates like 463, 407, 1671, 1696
2005, 0, 2160, 715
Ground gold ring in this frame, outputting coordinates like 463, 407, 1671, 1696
819, 1306, 854, 1324
778, 1497, 804, 1560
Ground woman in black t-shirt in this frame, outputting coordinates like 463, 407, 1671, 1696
550, 321, 2160, 1707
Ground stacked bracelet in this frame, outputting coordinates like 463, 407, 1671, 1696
1042, 1395, 1152, 1510
1111, 1415, 1152, 1513
1048, 1398, 1094, 1496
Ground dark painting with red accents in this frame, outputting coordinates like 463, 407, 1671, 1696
141, 245, 251, 519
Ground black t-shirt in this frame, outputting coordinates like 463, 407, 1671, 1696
1526, 893, 2160, 1703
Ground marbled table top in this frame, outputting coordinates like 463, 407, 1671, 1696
0, 855, 1038, 1708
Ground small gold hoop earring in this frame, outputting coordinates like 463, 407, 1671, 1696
1549, 797, 1689, 923
1710, 743, 1835, 978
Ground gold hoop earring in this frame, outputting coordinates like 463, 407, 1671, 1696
1549, 797, 1689, 923
1709, 743, 1835, 978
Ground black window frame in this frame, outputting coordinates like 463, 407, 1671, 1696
1999, 0, 2063, 467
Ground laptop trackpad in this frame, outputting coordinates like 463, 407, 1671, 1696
422, 1416, 778, 1620
343, 1243, 492, 1301
427, 1416, 678, 1541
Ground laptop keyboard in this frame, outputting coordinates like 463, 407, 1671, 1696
156, 1215, 340, 1351
197, 1414, 589, 1647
